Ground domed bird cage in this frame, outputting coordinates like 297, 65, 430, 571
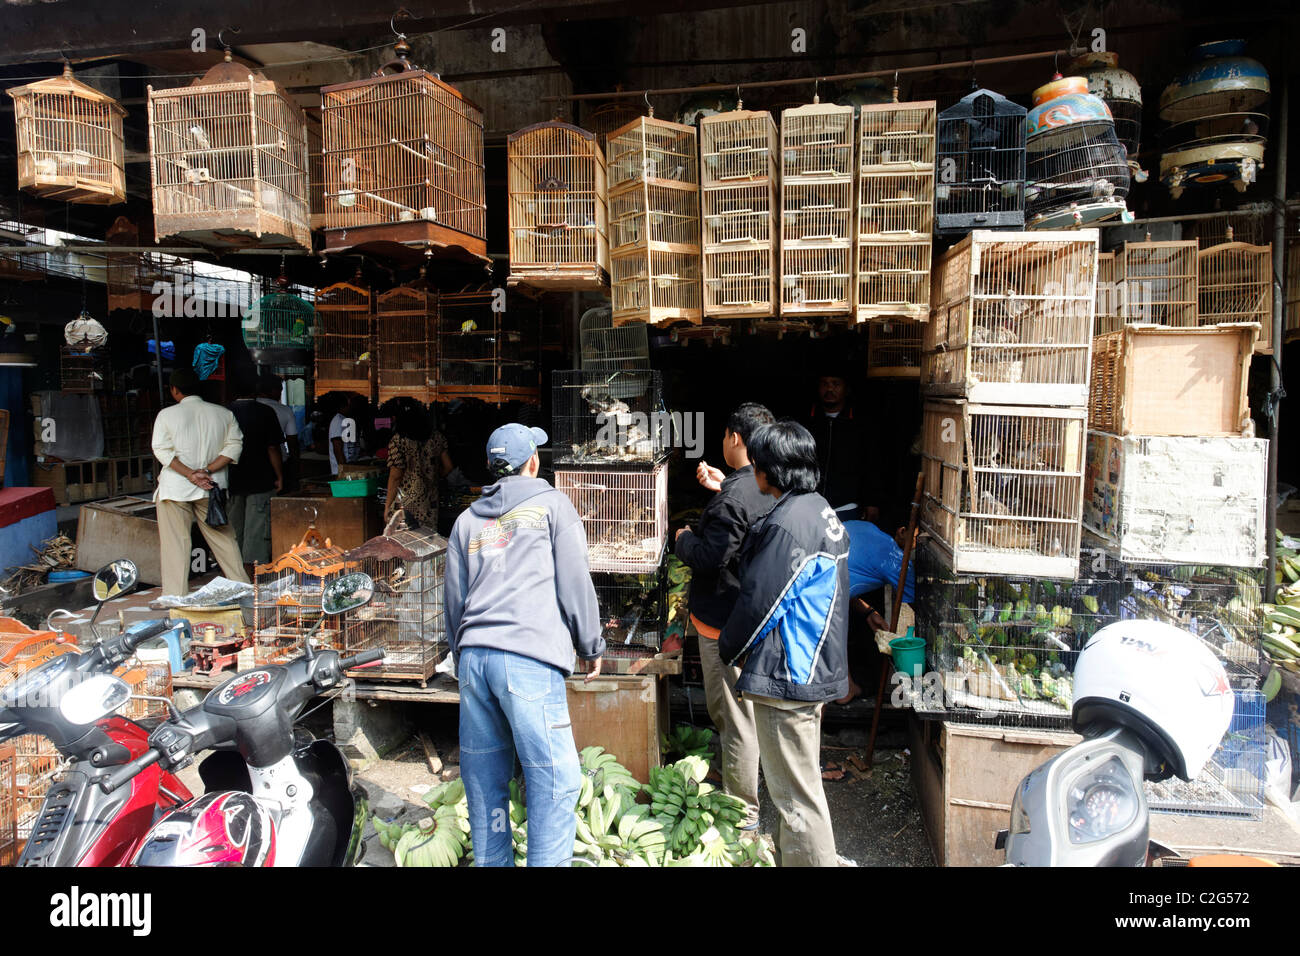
321, 37, 487, 264
1071, 51, 1145, 182
148, 49, 311, 249
1198, 227, 1272, 354
506, 122, 609, 292
585, 96, 641, 152
935, 87, 1027, 234
253, 527, 352, 663
676, 89, 739, 128
313, 280, 373, 400
579, 304, 650, 374
1024, 74, 1131, 230
376, 281, 439, 404
242, 268, 314, 353
7, 62, 126, 205
1159, 40, 1269, 200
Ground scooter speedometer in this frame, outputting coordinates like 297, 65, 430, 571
1066, 755, 1140, 845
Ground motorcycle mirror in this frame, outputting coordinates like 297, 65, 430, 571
58, 673, 131, 725
321, 572, 375, 616
92, 559, 139, 603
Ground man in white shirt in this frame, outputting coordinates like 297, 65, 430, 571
328, 393, 365, 477
151, 368, 249, 597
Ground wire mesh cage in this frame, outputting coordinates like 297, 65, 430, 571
148, 51, 311, 249
866, 318, 922, 378
580, 305, 650, 372
342, 517, 448, 685
923, 230, 1099, 406
7, 63, 127, 205
921, 400, 1086, 579
555, 463, 669, 574
1070, 52, 1144, 180
321, 42, 486, 260
0, 744, 15, 866
935, 88, 1027, 234
435, 290, 542, 404
552, 368, 667, 465
313, 281, 373, 399
242, 278, 314, 351
506, 122, 609, 291
1198, 237, 1272, 354
60, 345, 108, 392
1118, 238, 1198, 328
592, 569, 665, 651
376, 283, 438, 404
252, 528, 351, 665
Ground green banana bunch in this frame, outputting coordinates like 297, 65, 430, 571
734, 834, 775, 867
395, 807, 467, 868
580, 746, 641, 793
661, 725, 715, 759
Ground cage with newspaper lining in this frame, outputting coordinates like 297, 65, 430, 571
552, 368, 667, 466
554, 463, 669, 575
435, 289, 541, 404
376, 283, 438, 404
313, 280, 373, 400
935, 88, 1027, 234
252, 528, 352, 665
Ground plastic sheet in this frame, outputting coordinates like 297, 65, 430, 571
152, 576, 254, 608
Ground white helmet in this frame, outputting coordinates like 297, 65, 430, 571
1072, 620, 1234, 781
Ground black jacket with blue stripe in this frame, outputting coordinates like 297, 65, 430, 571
718, 489, 851, 703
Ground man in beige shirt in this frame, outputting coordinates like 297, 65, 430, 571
151, 368, 249, 597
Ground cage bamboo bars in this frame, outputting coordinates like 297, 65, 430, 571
7, 63, 126, 205
376, 283, 438, 404
1094, 251, 1121, 336
1118, 238, 1198, 329
253, 528, 351, 663
555, 463, 669, 574
148, 51, 311, 249
313, 280, 373, 400
104, 217, 171, 314
1198, 237, 1273, 354
867, 318, 922, 378
435, 290, 541, 404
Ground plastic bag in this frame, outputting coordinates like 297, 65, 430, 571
152, 576, 255, 609
206, 486, 229, 527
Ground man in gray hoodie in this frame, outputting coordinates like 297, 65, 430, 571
445, 423, 604, 867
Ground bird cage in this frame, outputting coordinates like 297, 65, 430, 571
12, 732, 59, 840
104, 217, 170, 314
342, 515, 448, 685
923, 230, 1099, 406
252, 527, 351, 664
313, 281, 373, 400
585, 98, 641, 152
699, 108, 778, 318
935, 88, 1027, 234
921, 399, 1086, 579
552, 368, 667, 465
606, 115, 702, 327
1094, 251, 1121, 336
1025, 75, 1131, 230
321, 39, 487, 262
1118, 238, 1198, 328
1185, 208, 1272, 247
148, 50, 311, 249
306, 119, 325, 230
592, 570, 665, 651
554, 462, 669, 574
1071, 51, 1145, 181
114, 659, 172, 720
435, 290, 541, 404
507, 122, 609, 292
60, 345, 108, 392
1198, 235, 1273, 353
242, 276, 314, 351
0, 743, 15, 866
1286, 234, 1300, 345
579, 305, 650, 372
7, 62, 126, 205
866, 318, 922, 378
0, 250, 45, 282
376, 283, 438, 404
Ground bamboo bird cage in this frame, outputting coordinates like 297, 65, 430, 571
104, 217, 171, 314
585, 98, 641, 152
376, 282, 439, 404
867, 318, 922, 378
321, 39, 487, 263
7, 62, 126, 205
1197, 232, 1273, 354
1094, 251, 1121, 336
253, 528, 352, 663
1118, 238, 1198, 329
313, 280, 374, 400
507, 122, 609, 291
148, 50, 311, 249
1286, 233, 1300, 345
436, 289, 542, 404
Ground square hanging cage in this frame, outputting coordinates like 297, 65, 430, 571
935, 88, 1027, 234
435, 289, 541, 404
7, 62, 126, 205
1094, 251, 1121, 336
699, 108, 779, 319
321, 39, 487, 264
866, 318, 922, 379
313, 280, 373, 400
376, 282, 439, 405
552, 368, 667, 466
606, 114, 702, 327
148, 50, 311, 250
506, 122, 609, 292
104, 217, 170, 314
554, 463, 669, 574
1197, 234, 1273, 354
1118, 238, 1198, 329
60, 344, 108, 392
342, 514, 448, 686
252, 527, 352, 664
242, 275, 314, 352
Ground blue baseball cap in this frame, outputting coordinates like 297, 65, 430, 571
486, 423, 548, 471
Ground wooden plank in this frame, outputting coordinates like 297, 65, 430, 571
270, 494, 382, 559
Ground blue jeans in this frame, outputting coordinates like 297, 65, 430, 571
458, 646, 581, 867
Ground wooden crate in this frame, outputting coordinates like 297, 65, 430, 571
566, 673, 668, 785
909, 717, 1079, 866
1198, 240, 1272, 354
31, 459, 110, 506
108, 454, 156, 497
75, 496, 163, 585
1087, 324, 1254, 437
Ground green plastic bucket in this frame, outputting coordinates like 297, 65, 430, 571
889, 635, 926, 679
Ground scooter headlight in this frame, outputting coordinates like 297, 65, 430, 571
1065, 755, 1140, 845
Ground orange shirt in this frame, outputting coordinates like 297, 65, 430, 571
690, 614, 721, 641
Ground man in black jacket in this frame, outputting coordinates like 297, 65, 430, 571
673, 402, 774, 828
807, 369, 873, 520
719, 420, 850, 866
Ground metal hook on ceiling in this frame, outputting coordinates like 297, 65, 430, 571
892, 70, 900, 103
217, 27, 240, 51
813, 77, 820, 103
644, 89, 654, 117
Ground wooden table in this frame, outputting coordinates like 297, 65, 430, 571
270, 493, 383, 556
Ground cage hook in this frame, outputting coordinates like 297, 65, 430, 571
813, 77, 820, 104
391, 8, 413, 39
217, 27, 240, 53
644, 90, 654, 118
736, 84, 742, 111
892, 70, 900, 103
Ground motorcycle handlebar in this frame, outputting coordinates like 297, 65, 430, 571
338, 649, 384, 671
99, 747, 162, 793
121, 619, 177, 653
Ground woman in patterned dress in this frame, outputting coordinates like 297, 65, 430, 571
385, 407, 454, 529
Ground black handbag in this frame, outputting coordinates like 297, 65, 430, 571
206, 485, 229, 528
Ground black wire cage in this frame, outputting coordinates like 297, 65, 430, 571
551, 368, 669, 466
935, 88, 1027, 234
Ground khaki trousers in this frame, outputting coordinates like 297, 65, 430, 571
156, 496, 250, 598
750, 694, 838, 867
697, 635, 761, 826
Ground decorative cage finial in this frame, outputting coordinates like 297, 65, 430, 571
892, 71, 900, 103
1226, 224, 1234, 242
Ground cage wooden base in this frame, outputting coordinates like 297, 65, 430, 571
323, 221, 489, 264
154, 211, 308, 251
507, 267, 609, 292
315, 377, 374, 399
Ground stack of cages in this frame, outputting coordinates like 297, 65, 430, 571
935, 88, 1026, 235
1118, 237, 1199, 329
435, 288, 541, 404
252, 528, 352, 664
780, 101, 855, 318
606, 115, 702, 327
376, 283, 438, 404
342, 516, 448, 686
699, 108, 779, 320
1198, 233, 1272, 354
313, 280, 374, 400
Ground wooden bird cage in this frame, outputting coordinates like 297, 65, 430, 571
148, 51, 311, 250
0, 249, 45, 281
507, 122, 609, 291
1094, 251, 1121, 336
104, 218, 167, 314
307, 118, 325, 230
321, 41, 486, 263
935, 88, 1027, 234
554, 462, 669, 574
0, 744, 15, 867
867, 318, 922, 378
7, 63, 126, 205
586, 98, 642, 152
1198, 237, 1273, 354
606, 115, 702, 327
253, 527, 352, 663
376, 283, 438, 404
1118, 239, 1198, 329
60, 345, 108, 392
856, 100, 936, 323
435, 290, 542, 404
700, 109, 778, 318
242, 278, 315, 351
313, 281, 374, 400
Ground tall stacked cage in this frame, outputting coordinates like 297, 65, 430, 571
435, 290, 541, 404
376, 284, 438, 404
252, 528, 352, 664
606, 115, 702, 326
313, 281, 373, 400
1198, 236, 1272, 353
1094, 251, 1121, 336
7, 63, 127, 205
147, 51, 311, 249
855, 98, 936, 322
1118, 238, 1198, 328
321, 41, 487, 261
780, 101, 855, 316
506, 122, 609, 291
699, 108, 779, 318
935, 88, 1027, 234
